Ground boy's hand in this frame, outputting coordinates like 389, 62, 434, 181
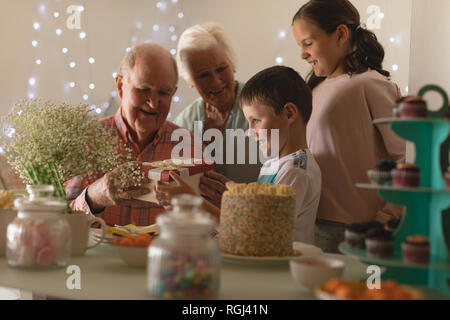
154, 171, 198, 207
199, 170, 230, 209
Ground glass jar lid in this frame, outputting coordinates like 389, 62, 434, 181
156, 194, 216, 233
14, 184, 67, 213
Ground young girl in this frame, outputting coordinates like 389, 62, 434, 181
291, 0, 405, 253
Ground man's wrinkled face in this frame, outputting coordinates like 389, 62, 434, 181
117, 56, 177, 143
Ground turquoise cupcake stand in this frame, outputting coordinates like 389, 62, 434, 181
339, 84, 450, 297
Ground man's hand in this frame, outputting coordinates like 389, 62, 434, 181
199, 170, 230, 209
86, 167, 150, 212
154, 171, 198, 207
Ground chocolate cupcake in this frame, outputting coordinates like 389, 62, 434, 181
365, 228, 394, 258
367, 160, 397, 185
401, 235, 430, 264
395, 96, 428, 118
345, 221, 383, 249
392, 163, 421, 187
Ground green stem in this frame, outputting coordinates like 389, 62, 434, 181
48, 163, 66, 199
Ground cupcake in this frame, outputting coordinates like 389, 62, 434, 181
367, 160, 397, 185
345, 220, 383, 249
395, 96, 428, 118
392, 163, 421, 187
365, 228, 394, 258
385, 218, 401, 232
445, 167, 450, 189
401, 235, 430, 264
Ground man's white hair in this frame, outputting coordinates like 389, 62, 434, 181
118, 43, 178, 83
176, 22, 238, 83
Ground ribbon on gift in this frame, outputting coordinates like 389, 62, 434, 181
142, 159, 207, 181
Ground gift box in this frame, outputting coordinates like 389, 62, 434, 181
135, 159, 214, 203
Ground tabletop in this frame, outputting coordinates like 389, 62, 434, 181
0, 243, 376, 300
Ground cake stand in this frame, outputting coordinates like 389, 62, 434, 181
339, 84, 450, 297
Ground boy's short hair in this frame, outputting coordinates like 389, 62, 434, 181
240, 66, 312, 124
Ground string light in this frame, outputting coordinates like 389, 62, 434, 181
53, 12, 59, 18
171, 35, 177, 41
153, 24, 160, 31
172, 0, 178, 3
173, 96, 180, 103
35, 59, 42, 65
83, 94, 89, 101
169, 26, 175, 33
56, 28, 62, 36
89, 57, 95, 64
392, 64, 399, 71
33, 22, 40, 30
39, 5, 46, 14
89, 83, 95, 90
32, 40, 38, 47
378, 12, 385, 19
170, 49, 176, 55
136, 21, 143, 29
69, 62, 76, 68
126, 47, 131, 52
279, 31, 286, 38
69, 82, 76, 88
62, 47, 68, 54
28, 93, 35, 99
156, 1, 168, 11
112, 72, 118, 78
28, 77, 36, 86
177, 12, 184, 19
275, 57, 283, 64
79, 32, 86, 39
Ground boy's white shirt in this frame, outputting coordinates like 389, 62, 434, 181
258, 149, 321, 245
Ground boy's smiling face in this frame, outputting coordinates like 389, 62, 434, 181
242, 102, 288, 158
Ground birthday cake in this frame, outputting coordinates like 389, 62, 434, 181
219, 182, 296, 256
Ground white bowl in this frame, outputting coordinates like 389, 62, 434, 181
289, 256, 345, 290
111, 244, 147, 267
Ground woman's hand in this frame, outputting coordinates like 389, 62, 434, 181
154, 171, 198, 207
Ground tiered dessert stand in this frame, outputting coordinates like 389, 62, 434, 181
339, 85, 450, 297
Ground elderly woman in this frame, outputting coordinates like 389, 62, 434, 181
173, 22, 261, 202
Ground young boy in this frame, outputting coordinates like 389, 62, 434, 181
239, 66, 321, 244
155, 66, 321, 245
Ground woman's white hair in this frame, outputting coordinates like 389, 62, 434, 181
176, 22, 238, 83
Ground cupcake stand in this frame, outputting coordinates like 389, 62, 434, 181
339, 85, 450, 297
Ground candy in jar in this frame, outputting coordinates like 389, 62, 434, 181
147, 194, 220, 299
6, 185, 71, 269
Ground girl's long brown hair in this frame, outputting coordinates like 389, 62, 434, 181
292, 0, 390, 90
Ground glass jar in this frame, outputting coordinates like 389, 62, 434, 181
6, 185, 71, 269
147, 194, 220, 299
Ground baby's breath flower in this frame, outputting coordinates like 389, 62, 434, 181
0, 99, 142, 200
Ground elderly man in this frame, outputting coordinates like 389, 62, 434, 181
69, 43, 195, 226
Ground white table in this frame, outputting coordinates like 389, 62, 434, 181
0, 244, 373, 300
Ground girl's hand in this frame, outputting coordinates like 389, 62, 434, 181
153, 171, 198, 207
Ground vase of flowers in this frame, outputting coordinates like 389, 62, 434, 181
1, 99, 145, 259
1, 99, 144, 209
